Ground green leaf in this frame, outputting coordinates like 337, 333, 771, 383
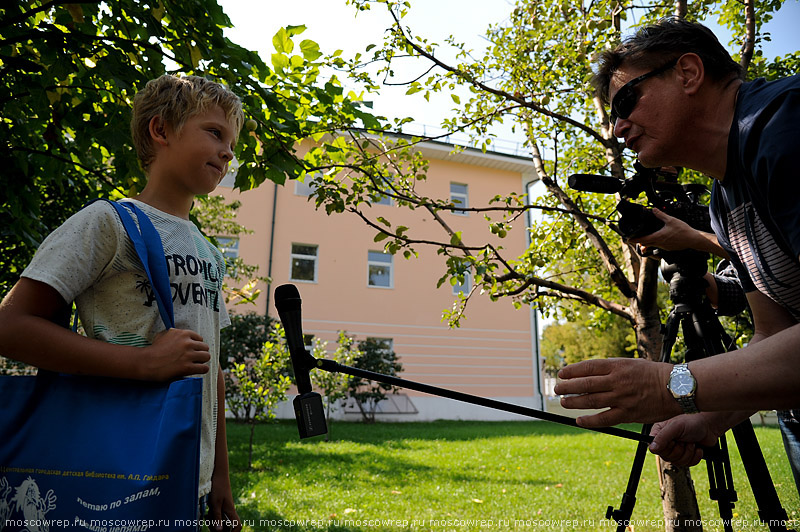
272, 28, 294, 54
300, 39, 322, 61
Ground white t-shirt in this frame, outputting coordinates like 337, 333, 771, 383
22, 198, 230, 497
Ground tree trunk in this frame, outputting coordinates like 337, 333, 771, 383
658, 458, 703, 532
634, 258, 704, 531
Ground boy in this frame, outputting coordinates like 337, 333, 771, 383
0, 74, 244, 529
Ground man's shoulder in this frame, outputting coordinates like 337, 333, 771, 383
739, 75, 800, 111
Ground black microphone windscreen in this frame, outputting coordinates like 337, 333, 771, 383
275, 283, 301, 312
567, 174, 624, 194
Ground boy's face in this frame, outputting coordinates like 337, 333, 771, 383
157, 104, 237, 196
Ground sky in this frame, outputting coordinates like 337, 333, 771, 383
218, 0, 800, 145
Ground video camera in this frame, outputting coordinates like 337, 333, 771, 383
568, 162, 710, 239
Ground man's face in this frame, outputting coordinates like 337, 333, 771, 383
608, 60, 684, 168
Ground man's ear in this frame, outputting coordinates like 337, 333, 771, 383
148, 115, 170, 147
675, 53, 704, 95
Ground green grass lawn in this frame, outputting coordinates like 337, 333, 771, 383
226, 420, 799, 532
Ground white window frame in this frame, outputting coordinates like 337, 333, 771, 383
367, 250, 394, 289
290, 243, 319, 283
450, 182, 469, 216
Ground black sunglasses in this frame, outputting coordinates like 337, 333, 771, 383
609, 58, 679, 125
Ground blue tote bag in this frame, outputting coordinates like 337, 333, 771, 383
0, 201, 201, 530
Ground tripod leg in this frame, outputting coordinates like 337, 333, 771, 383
706, 435, 737, 532
732, 420, 796, 532
607, 425, 651, 531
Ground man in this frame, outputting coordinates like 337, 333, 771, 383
553, 17, 800, 492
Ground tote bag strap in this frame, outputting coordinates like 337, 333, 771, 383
104, 200, 175, 330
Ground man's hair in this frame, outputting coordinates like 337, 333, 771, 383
592, 17, 744, 103
131, 74, 244, 170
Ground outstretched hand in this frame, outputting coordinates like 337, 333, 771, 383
554, 358, 681, 427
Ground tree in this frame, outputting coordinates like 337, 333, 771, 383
295, 0, 798, 526
194, 195, 269, 306
219, 311, 273, 389
0, 0, 382, 295
349, 337, 403, 423
541, 311, 635, 375
309, 331, 361, 440
227, 327, 292, 469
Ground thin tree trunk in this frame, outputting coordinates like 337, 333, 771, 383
658, 458, 703, 531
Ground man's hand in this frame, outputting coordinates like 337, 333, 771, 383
554, 358, 680, 427
139, 328, 210, 381
628, 209, 728, 258
648, 413, 733, 466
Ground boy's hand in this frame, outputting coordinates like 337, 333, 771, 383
141, 328, 210, 381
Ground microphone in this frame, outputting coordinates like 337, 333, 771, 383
567, 173, 624, 194
274, 284, 328, 439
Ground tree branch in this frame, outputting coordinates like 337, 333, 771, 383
530, 142, 637, 300
493, 271, 633, 322
386, 7, 613, 147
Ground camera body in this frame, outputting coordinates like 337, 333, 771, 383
569, 162, 711, 240
617, 196, 711, 240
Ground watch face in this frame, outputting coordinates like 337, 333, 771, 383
671, 373, 694, 395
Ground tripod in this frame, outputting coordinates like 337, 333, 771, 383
607, 249, 795, 532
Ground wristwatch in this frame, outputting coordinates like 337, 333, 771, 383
667, 363, 699, 414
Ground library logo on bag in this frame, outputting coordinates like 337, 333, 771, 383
0, 476, 57, 531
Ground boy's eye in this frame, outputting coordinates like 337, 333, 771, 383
209, 129, 221, 138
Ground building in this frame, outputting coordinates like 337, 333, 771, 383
213, 136, 544, 421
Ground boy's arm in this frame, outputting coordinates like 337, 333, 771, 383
208, 366, 241, 531
0, 278, 210, 381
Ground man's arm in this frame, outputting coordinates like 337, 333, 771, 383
0, 277, 211, 381
554, 290, 800, 426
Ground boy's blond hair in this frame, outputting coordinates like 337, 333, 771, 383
131, 74, 244, 170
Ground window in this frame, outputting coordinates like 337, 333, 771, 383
450, 182, 468, 216
367, 251, 393, 288
216, 237, 239, 277
294, 174, 319, 196
216, 237, 239, 260
372, 175, 394, 206
290, 244, 318, 282
452, 271, 471, 296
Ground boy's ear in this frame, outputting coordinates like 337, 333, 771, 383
148, 115, 170, 147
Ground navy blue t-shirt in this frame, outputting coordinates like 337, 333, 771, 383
710, 75, 800, 320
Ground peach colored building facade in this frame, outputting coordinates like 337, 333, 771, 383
214, 139, 544, 421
